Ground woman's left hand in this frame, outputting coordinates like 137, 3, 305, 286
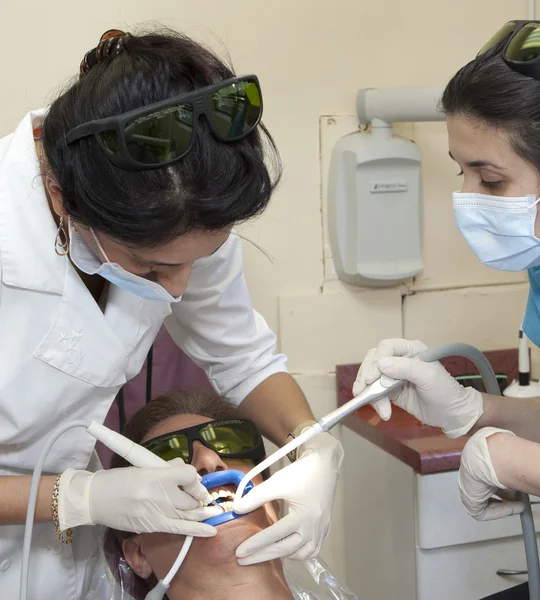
459, 427, 524, 521
233, 432, 344, 565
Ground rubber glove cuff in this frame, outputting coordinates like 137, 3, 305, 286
58, 469, 95, 531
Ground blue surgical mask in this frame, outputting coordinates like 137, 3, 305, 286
453, 192, 540, 272
68, 220, 182, 303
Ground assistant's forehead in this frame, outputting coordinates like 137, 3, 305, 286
446, 115, 510, 163
142, 413, 213, 444
446, 114, 524, 171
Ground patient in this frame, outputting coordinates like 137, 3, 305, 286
105, 389, 294, 600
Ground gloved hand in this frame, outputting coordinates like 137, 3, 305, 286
58, 458, 221, 536
459, 427, 524, 521
234, 431, 344, 565
354, 338, 484, 438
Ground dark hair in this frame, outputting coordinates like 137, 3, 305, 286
441, 37, 540, 172
42, 28, 282, 248
104, 389, 265, 599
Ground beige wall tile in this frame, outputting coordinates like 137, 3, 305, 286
404, 284, 529, 350
279, 287, 402, 372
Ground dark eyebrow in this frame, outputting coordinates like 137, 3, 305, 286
130, 255, 184, 267
130, 241, 226, 267
448, 151, 506, 171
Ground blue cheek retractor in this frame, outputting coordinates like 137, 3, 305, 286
201, 469, 255, 527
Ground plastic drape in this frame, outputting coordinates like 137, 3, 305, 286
81, 528, 358, 600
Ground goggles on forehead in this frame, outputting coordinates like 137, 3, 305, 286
141, 418, 265, 466
66, 75, 263, 171
478, 20, 540, 80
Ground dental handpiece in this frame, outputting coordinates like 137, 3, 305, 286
86, 421, 223, 511
319, 346, 438, 432
87, 421, 168, 468
86, 422, 225, 600
234, 351, 436, 504
233, 375, 403, 503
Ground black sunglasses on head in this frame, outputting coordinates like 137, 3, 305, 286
479, 20, 540, 80
141, 418, 266, 466
66, 75, 263, 171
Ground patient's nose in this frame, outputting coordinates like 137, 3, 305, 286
192, 441, 228, 475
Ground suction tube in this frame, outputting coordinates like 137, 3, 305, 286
234, 343, 540, 600
404, 345, 539, 598
419, 344, 540, 600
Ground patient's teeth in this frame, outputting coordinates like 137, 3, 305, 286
208, 487, 237, 507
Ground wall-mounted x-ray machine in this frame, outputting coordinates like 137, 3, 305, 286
327, 86, 444, 287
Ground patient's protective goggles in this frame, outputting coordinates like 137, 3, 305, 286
66, 75, 263, 170
478, 20, 540, 80
142, 418, 265, 465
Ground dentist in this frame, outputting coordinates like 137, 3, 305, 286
0, 28, 342, 599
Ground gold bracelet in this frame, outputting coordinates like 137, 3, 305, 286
51, 475, 73, 544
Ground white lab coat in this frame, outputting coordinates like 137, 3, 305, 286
0, 110, 287, 599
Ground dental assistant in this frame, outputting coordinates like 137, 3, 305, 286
355, 20, 540, 524
0, 29, 343, 600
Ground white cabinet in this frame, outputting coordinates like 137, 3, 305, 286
416, 539, 529, 600
342, 427, 540, 599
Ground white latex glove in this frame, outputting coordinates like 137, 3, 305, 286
459, 427, 524, 521
353, 338, 484, 438
233, 432, 344, 565
58, 458, 221, 536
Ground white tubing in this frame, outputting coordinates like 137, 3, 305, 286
143, 535, 194, 600
164, 536, 193, 586
20, 420, 90, 600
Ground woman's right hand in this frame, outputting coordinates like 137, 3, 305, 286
58, 458, 220, 536
354, 338, 484, 438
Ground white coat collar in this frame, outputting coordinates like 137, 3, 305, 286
0, 109, 66, 294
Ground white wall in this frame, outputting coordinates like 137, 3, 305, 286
1, 0, 535, 584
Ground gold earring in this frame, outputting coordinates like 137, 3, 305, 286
54, 216, 69, 256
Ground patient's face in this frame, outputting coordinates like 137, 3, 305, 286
122, 413, 278, 580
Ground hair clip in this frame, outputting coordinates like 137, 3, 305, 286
80, 29, 129, 76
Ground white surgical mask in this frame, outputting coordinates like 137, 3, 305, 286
68, 219, 182, 302
453, 192, 540, 271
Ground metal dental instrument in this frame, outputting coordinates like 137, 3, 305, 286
209, 498, 226, 512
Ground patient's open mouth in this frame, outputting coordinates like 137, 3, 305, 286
209, 484, 237, 512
